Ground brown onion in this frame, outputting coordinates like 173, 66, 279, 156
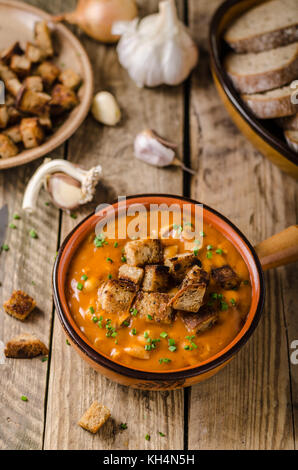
53, 0, 138, 43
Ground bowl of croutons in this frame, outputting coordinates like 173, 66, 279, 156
0, 0, 93, 169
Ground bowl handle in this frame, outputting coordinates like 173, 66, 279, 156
254, 225, 298, 271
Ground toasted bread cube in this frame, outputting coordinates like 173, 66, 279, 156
0, 134, 18, 158
10, 54, 31, 76
7, 106, 22, 125
124, 239, 163, 267
4, 333, 48, 358
3, 290, 36, 320
50, 84, 78, 114
164, 244, 178, 260
25, 42, 45, 63
5, 94, 15, 107
165, 253, 201, 281
34, 21, 54, 57
6, 78, 22, 97
37, 61, 60, 88
118, 264, 144, 285
16, 87, 51, 115
142, 265, 170, 292
59, 68, 81, 90
1, 42, 22, 62
3, 125, 22, 143
181, 266, 209, 287
181, 304, 218, 333
24, 75, 43, 92
211, 265, 241, 290
98, 280, 136, 318
171, 283, 207, 312
38, 112, 52, 131
20, 118, 44, 149
133, 292, 174, 324
78, 401, 111, 434
0, 106, 9, 128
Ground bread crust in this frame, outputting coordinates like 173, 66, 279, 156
242, 88, 297, 119
4, 333, 48, 358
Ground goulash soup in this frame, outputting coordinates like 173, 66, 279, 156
66, 211, 252, 371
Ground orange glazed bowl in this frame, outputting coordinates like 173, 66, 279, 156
53, 195, 265, 390
209, 0, 298, 179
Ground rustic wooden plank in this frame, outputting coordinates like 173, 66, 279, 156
187, 0, 297, 450
44, 0, 186, 450
0, 0, 76, 451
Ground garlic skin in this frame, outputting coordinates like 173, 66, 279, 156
134, 129, 175, 167
22, 159, 102, 213
112, 0, 198, 88
91, 91, 121, 126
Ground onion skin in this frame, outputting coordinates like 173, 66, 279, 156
53, 0, 138, 43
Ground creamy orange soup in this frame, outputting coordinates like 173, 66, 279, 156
66, 212, 252, 371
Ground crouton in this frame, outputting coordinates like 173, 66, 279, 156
49, 84, 79, 115
171, 282, 207, 312
4, 94, 15, 107
211, 265, 241, 290
4, 333, 48, 358
7, 106, 22, 125
36, 61, 60, 88
164, 244, 178, 260
133, 292, 174, 324
20, 117, 44, 149
78, 401, 111, 434
10, 54, 31, 76
181, 266, 209, 287
24, 75, 43, 92
164, 253, 201, 281
3, 290, 36, 320
124, 239, 163, 267
3, 125, 22, 144
118, 264, 144, 285
16, 87, 51, 115
0, 106, 9, 128
142, 265, 170, 292
38, 112, 52, 131
98, 280, 136, 318
25, 42, 45, 63
34, 21, 54, 57
6, 78, 22, 97
181, 304, 219, 333
0, 134, 18, 158
1, 42, 22, 62
59, 68, 81, 90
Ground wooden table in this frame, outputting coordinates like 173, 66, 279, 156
0, 0, 297, 450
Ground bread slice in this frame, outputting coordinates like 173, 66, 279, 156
277, 112, 298, 130
242, 85, 297, 119
224, 43, 298, 94
4, 333, 48, 358
224, 0, 298, 53
284, 129, 298, 151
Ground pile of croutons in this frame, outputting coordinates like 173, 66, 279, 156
0, 21, 81, 158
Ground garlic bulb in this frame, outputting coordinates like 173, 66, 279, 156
112, 0, 198, 88
91, 91, 121, 126
22, 159, 102, 213
134, 129, 195, 174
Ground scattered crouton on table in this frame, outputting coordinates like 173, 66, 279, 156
4, 333, 48, 358
3, 290, 36, 321
78, 401, 111, 434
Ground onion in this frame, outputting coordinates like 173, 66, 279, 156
53, 0, 138, 43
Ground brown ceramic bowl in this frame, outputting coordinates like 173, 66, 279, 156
0, 0, 93, 170
209, 0, 298, 178
53, 194, 267, 390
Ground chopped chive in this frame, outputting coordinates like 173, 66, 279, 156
108, 273, 112, 279
106, 257, 113, 263
218, 293, 223, 300
120, 423, 128, 430
114, 242, 118, 248
147, 314, 153, 320
123, 321, 130, 327
121, 256, 127, 263
2, 244, 9, 251
206, 251, 212, 259
160, 332, 168, 339
215, 248, 223, 255
70, 213, 77, 219
145, 434, 150, 441
131, 328, 137, 335
230, 298, 236, 306
220, 301, 229, 311
77, 282, 83, 291
81, 274, 88, 281
184, 345, 191, 350
145, 344, 151, 351
207, 244, 213, 251
210, 292, 218, 299
92, 316, 98, 323
169, 345, 177, 352
9, 223, 16, 229
13, 213, 20, 219
194, 249, 199, 256
111, 332, 117, 338
144, 331, 149, 338
190, 342, 198, 349
29, 229, 37, 238
159, 432, 166, 437
199, 231, 206, 237
89, 306, 95, 314
168, 338, 175, 346
66, 339, 71, 345
44, 202, 50, 206
41, 357, 48, 362
130, 308, 138, 317
21, 395, 28, 401
159, 358, 171, 364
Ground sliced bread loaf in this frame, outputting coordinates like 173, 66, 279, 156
224, 0, 298, 53
242, 85, 297, 119
224, 42, 298, 94
284, 129, 298, 152
276, 112, 298, 130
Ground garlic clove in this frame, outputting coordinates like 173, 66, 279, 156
46, 173, 83, 210
134, 129, 175, 167
91, 91, 121, 126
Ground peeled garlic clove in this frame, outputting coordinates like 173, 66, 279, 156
91, 91, 121, 126
46, 173, 82, 210
134, 129, 175, 167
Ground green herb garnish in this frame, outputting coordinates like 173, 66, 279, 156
81, 274, 88, 281
160, 332, 168, 339
21, 396, 28, 401
29, 229, 37, 238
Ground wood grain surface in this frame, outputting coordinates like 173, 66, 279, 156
0, 0, 297, 450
